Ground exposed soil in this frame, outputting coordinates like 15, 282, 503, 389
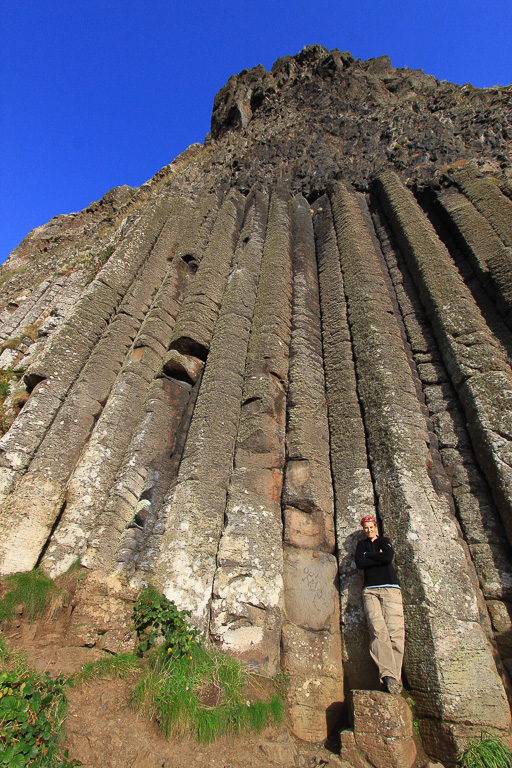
0, 575, 340, 768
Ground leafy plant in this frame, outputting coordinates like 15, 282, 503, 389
132, 586, 202, 657
0, 570, 58, 622
0, 642, 79, 767
458, 731, 512, 768
132, 643, 282, 743
131, 587, 282, 742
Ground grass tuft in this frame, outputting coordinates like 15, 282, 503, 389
0, 569, 58, 622
458, 731, 512, 768
76, 653, 141, 683
132, 644, 282, 742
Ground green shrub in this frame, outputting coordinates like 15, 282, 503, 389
0, 642, 78, 767
132, 644, 282, 743
458, 731, 512, 768
0, 570, 58, 622
132, 586, 202, 657
132, 587, 282, 742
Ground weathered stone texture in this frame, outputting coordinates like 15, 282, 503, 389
95, 376, 194, 574
155, 190, 270, 635
370, 197, 512, 607
0, 273, 83, 352
280, 196, 342, 739
331, 182, 510, 735
0, 195, 173, 487
450, 166, 512, 247
174, 189, 223, 264
377, 170, 512, 554
437, 187, 512, 327
165, 189, 245, 358
208, 187, 292, 675
282, 549, 343, 741
351, 690, 417, 768
40, 201, 195, 577
283, 196, 335, 543
66, 571, 138, 655
314, 196, 377, 692
0, 197, 177, 574
3, 46, 512, 760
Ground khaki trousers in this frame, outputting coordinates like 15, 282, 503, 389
363, 587, 405, 682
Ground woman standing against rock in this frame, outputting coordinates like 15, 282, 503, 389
355, 515, 404, 695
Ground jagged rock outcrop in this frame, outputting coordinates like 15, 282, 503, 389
2, 44, 512, 762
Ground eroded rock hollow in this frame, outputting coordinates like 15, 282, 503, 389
2, 45, 512, 761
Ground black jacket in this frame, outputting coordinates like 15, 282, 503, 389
354, 535, 400, 589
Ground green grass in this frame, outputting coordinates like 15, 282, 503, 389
0, 569, 58, 622
458, 732, 512, 768
132, 644, 283, 742
0, 368, 22, 399
75, 653, 141, 683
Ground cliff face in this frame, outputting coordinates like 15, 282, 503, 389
1, 45, 512, 761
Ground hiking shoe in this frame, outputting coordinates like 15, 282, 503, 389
382, 676, 402, 695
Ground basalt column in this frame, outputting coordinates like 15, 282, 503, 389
154, 189, 270, 632
314, 196, 378, 692
280, 196, 342, 742
209, 186, 293, 675
0, 196, 178, 574
449, 166, 512, 248
376, 170, 512, 550
331, 182, 510, 758
435, 187, 512, 331
0, 195, 173, 503
85, 189, 247, 574
93, 190, 224, 577
39, 196, 199, 578
369, 194, 512, 680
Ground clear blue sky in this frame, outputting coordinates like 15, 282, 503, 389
1, 0, 511, 262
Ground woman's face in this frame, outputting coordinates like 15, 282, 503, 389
363, 520, 377, 540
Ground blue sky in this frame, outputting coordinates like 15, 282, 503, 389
1, 0, 511, 262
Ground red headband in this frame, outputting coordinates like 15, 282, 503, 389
360, 516, 376, 525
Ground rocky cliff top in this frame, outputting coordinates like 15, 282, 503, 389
209, 44, 512, 191
3, 45, 512, 312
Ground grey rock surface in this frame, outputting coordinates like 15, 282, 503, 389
2, 45, 512, 761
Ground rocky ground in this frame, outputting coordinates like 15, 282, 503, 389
0, 568, 440, 768
0, 574, 346, 768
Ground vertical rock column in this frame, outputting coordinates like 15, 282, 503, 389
314, 195, 378, 692
0, 195, 173, 497
280, 195, 342, 742
369, 196, 512, 678
436, 187, 512, 329
85, 189, 247, 573
376, 169, 512, 549
39, 198, 195, 578
91, 189, 225, 576
331, 182, 510, 758
109, 191, 225, 578
449, 166, 512, 247
209, 186, 292, 676
154, 189, 269, 631
0, 196, 176, 575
